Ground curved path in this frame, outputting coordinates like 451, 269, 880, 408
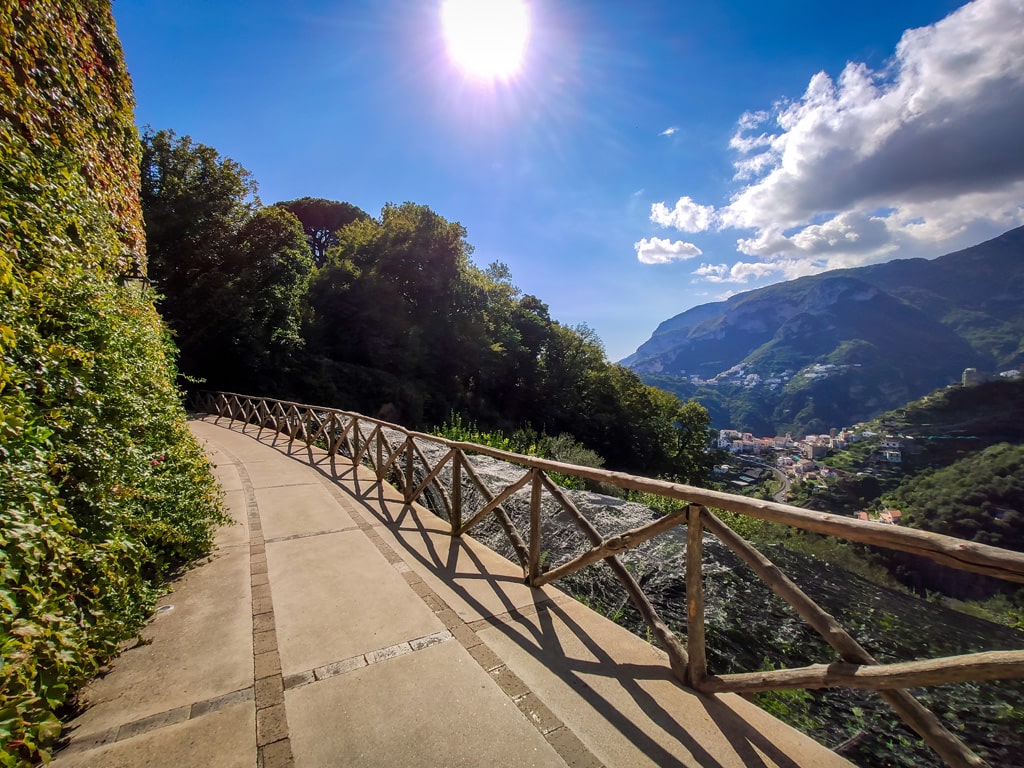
53, 416, 852, 768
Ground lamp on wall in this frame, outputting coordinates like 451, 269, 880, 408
120, 252, 150, 294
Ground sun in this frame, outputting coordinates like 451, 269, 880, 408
441, 0, 530, 82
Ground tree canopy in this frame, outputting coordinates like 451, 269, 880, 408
275, 196, 369, 266
140, 130, 313, 392
139, 133, 716, 483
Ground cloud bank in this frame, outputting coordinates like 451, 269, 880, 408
646, 0, 1024, 282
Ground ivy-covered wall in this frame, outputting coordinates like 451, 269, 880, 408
1, 3, 226, 764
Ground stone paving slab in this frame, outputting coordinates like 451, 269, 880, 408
54, 700, 254, 768
218, 488, 250, 548
257, 482, 357, 540
57, 544, 253, 741
267, 529, 444, 675
286, 640, 565, 768
244, 457, 323, 489
210, 458, 244, 493
375, 498, 572, 624
476, 598, 854, 768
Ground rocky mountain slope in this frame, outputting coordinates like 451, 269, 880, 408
623, 226, 1024, 436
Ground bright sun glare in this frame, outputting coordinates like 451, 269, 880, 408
441, 0, 530, 81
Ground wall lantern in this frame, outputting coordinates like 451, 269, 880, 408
120, 252, 151, 294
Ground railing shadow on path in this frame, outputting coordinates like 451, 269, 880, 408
194, 391, 1024, 768
207, 415, 803, 768
324, 451, 788, 768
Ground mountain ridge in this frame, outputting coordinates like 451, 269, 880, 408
622, 225, 1024, 436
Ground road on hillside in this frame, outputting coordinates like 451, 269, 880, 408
772, 467, 791, 502
737, 455, 791, 503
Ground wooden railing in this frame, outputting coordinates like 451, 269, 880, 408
194, 391, 1024, 768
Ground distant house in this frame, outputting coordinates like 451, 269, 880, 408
855, 511, 869, 521
795, 460, 816, 476
963, 367, 984, 386
879, 509, 903, 524
718, 429, 741, 449
882, 450, 902, 464
801, 442, 828, 460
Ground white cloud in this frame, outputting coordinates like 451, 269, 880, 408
658, 0, 1024, 286
693, 263, 729, 281
737, 110, 770, 131
635, 237, 703, 264
693, 261, 787, 284
650, 196, 718, 232
660, 126, 679, 136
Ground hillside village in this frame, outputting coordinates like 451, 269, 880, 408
713, 368, 1023, 523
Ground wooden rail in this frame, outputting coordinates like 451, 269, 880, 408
195, 391, 1024, 768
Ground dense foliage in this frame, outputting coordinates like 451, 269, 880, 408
887, 443, 1024, 550
774, 379, 1024, 599
1, 5, 225, 764
141, 134, 715, 483
141, 129, 315, 394
274, 197, 368, 266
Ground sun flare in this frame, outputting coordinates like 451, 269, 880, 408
441, 0, 530, 81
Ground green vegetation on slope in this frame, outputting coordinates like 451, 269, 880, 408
775, 379, 1024, 600
886, 443, 1024, 550
1, 5, 225, 764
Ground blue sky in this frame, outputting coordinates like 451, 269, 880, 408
114, 0, 1024, 362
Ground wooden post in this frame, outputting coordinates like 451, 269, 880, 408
540, 475, 690, 684
451, 450, 463, 536
404, 438, 415, 503
376, 429, 384, 481
702, 510, 987, 768
686, 505, 707, 687
528, 469, 543, 584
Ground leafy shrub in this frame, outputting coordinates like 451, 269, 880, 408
1, 4, 226, 764
431, 413, 604, 489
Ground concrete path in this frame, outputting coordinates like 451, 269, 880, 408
53, 416, 853, 768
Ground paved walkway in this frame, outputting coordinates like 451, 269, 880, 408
53, 417, 853, 768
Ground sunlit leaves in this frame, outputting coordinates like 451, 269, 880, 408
2, 4, 225, 764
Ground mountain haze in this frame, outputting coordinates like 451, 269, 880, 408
623, 226, 1024, 436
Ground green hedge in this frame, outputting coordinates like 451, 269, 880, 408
1, 3, 226, 764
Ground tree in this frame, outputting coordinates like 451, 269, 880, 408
228, 207, 314, 385
275, 197, 369, 266
304, 202, 476, 422
140, 131, 315, 391
140, 128, 257, 293
139, 129, 258, 380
